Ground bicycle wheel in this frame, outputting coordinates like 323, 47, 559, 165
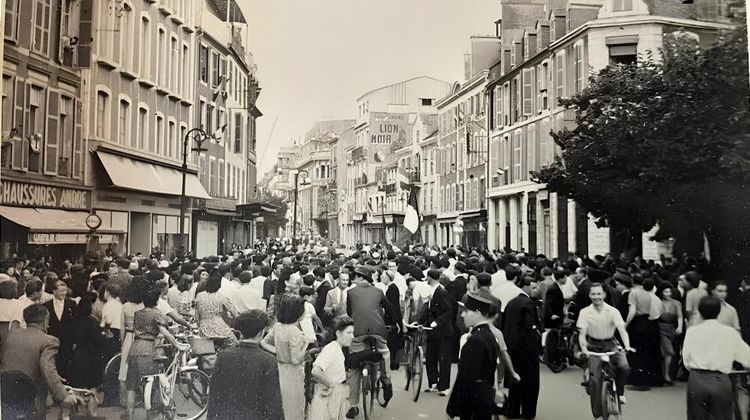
544, 331, 566, 373
600, 379, 622, 420
173, 369, 210, 420
376, 372, 387, 407
362, 366, 373, 420
412, 346, 424, 402
101, 353, 122, 407
404, 340, 412, 391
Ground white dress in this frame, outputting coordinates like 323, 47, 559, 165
307, 341, 348, 420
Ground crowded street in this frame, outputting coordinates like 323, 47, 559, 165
1, 0, 749, 419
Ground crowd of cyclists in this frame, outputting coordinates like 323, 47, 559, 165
1, 237, 750, 420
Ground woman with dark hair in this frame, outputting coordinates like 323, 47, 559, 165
194, 269, 238, 351
261, 293, 307, 420
68, 270, 90, 304
118, 276, 148, 396
656, 281, 682, 384
308, 315, 355, 419
68, 296, 106, 393
168, 274, 195, 318
126, 286, 188, 420
626, 276, 664, 389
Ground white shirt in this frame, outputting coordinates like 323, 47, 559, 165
157, 297, 174, 316
53, 298, 65, 321
0, 298, 22, 324
490, 277, 523, 312
300, 301, 317, 344
219, 278, 240, 299
560, 279, 578, 300
411, 281, 433, 303
576, 303, 625, 340
231, 284, 265, 313
683, 319, 750, 373
392, 272, 408, 301
101, 298, 124, 330
314, 341, 347, 384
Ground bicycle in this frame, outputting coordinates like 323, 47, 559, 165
729, 370, 750, 420
543, 320, 583, 373
587, 349, 626, 420
402, 323, 432, 402
142, 333, 210, 420
59, 386, 100, 420
358, 337, 387, 420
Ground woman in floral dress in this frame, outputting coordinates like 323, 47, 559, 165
194, 269, 238, 351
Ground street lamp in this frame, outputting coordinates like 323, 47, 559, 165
179, 128, 219, 254
292, 169, 311, 248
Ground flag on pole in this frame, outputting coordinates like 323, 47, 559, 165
403, 186, 419, 234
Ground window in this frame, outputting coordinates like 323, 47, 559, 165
168, 120, 176, 158
555, 51, 566, 100
198, 155, 206, 185
522, 68, 533, 116
199, 44, 208, 83
539, 119, 552, 167
208, 157, 216, 195
170, 35, 178, 92
27, 86, 44, 173
155, 114, 164, 155
512, 131, 522, 182
119, 4, 134, 71
58, 96, 73, 176
527, 125, 536, 173
420, 98, 433, 106
118, 99, 130, 146
1, 76, 11, 136
609, 44, 637, 66
32, 0, 52, 55
613, 0, 633, 11
182, 44, 189, 96
138, 106, 148, 151
211, 51, 220, 87
574, 43, 585, 93
5, 0, 18, 40
180, 124, 188, 162
218, 159, 225, 197
233, 114, 242, 153
157, 27, 166, 86
206, 104, 214, 134
138, 16, 151, 78
199, 100, 206, 130
96, 90, 110, 139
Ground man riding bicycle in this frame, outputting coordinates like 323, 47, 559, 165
577, 283, 634, 420
346, 266, 398, 418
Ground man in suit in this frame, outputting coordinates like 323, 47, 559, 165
43, 280, 76, 381
544, 272, 567, 329
420, 269, 455, 396
503, 269, 542, 420
325, 271, 350, 318
1, 304, 80, 418
207, 310, 283, 420
313, 266, 334, 327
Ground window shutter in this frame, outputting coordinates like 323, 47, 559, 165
44, 89, 60, 175
556, 50, 565, 100
77, 0, 93, 68
21, 83, 31, 169
72, 99, 84, 179
11, 78, 25, 170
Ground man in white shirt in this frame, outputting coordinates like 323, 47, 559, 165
248, 266, 270, 309
218, 264, 240, 299
232, 271, 264, 313
490, 265, 524, 313
325, 273, 350, 317
683, 296, 750, 420
386, 260, 407, 302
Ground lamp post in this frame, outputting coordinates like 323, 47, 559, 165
292, 169, 310, 248
179, 128, 215, 254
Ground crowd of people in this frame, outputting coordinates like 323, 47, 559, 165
1, 239, 750, 420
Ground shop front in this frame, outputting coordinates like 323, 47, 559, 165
459, 209, 487, 250
93, 149, 210, 258
0, 179, 125, 261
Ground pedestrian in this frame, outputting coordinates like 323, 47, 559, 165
421, 269, 454, 396
261, 293, 308, 420
625, 276, 663, 389
43, 279, 77, 382
656, 282, 683, 385
683, 296, 750, 420
207, 309, 284, 420
195, 269, 239, 351
447, 292, 514, 420
707, 281, 740, 331
68, 296, 106, 396
308, 315, 356, 420
502, 267, 541, 420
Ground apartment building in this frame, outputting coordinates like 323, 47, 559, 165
344, 76, 451, 245
192, 0, 261, 257
0, 0, 95, 260
485, 0, 732, 258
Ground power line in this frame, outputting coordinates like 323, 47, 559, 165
259, 117, 278, 167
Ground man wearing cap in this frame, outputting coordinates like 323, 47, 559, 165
447, 292, 517, 420
421, 269, 455, 396
346, 266, 398, 417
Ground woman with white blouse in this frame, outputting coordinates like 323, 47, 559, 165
308, 315, 355, 420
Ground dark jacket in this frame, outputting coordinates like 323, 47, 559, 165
502, 294, 541, 353
207, 341, 284, 420
347, 282, 397, 338
543, 282, 565, 328
315, 279, 334, 326
419, 284, 454, 339
43, 298, 76, 379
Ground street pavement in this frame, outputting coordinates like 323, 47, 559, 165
48, 364, 686, 419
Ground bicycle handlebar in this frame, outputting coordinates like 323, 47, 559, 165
405, 323, 433, 332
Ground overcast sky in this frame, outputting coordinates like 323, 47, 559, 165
244, 0, 500, 174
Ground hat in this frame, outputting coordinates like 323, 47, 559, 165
465, 291, 492, 313
427, 269, 441, 281
476, 272, 492, 284
353, 266, 371, 279
454, 261, 467, 274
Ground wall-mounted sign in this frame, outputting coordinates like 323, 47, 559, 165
370, 113, 408, 148
29, 233, 118, 244
86, 213, 102, 230
1, 180, 91, 210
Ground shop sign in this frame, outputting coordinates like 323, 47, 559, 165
28, 233, 118, 244
1, 180, 90, 210
370, 113, 408, 147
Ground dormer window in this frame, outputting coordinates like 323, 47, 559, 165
613, 0, 633, 11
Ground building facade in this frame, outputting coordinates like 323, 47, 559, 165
485, 0, 732, 257
192, 0, 261, 258
0, 0, 93, 260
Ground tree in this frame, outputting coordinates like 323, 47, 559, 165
532, 24, 750, 279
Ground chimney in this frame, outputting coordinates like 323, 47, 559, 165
502, 47, 512, 75
525, 32, 538, 58
513, 41, 523, 67
464, 52, 472, 81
